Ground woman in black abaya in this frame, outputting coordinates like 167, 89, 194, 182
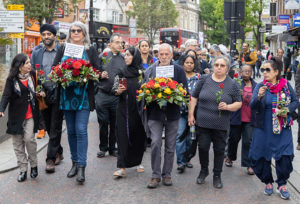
113, 47, 147, 178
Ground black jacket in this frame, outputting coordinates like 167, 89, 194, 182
144, 62, 188, 121
52, 45, 101, 111
0, 71, 39, 134
97, 51, 126, 94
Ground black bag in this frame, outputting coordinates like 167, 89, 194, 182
45, 87, 58, 105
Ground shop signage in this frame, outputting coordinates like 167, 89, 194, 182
278, 15, 290, 25
272, 25, 288, 33
8, 33, 24, 38
7, 4, 24, 10
93, 22, 112, 39
293, 13, 300, 27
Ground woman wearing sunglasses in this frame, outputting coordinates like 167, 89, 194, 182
52, 22, 108, 184
249, 57, 298, 200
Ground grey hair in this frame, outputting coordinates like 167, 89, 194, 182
109, 33, 121, 43
213, 56, 230, 71
158, 43, 173, 53
210, 44, 221, 53
185, 39, 198, 48
67, 21, 90, 49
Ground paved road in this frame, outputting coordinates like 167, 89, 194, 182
0, 112, 299, 204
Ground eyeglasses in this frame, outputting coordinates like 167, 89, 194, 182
71, 29, 82, 33
260, 68, 271, 73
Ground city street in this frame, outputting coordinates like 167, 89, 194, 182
0, 111, 299, 204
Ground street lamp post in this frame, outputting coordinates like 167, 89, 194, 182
89, 0, 94, 44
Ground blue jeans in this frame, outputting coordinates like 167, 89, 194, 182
176, 115, 191, 166
64, 110, 90, 167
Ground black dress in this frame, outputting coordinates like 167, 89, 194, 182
115, 58, 146, 168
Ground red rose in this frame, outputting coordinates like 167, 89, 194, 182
63, 78, 67, 82
167, 81, 176, 89
103, 52, 108, 57
72, 61, 82, 69
86, 74, 91, 78
66, 59, 74, 64
159, 82, 167, 87
150, 59, 154, 63
72, 69, 80, 76
136, 90, 139, 94
57, 70, 63, 78
78, 59, 85, 65
152, 95, 156, 99
38, 70, 44, 75
167, 96, 171, 99
219, 83, 224, 89
35, 64, 40, 69
233, 73, 239, 78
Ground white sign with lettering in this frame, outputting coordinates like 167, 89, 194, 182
64, 43, 84, 59
156, 65, 174, 78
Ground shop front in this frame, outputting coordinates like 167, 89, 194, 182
23, 19, 41, 56
90, 22, 112, 53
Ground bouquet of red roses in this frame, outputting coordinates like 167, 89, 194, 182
137, 77, 188, 109
35, 64, 46, 92
48, 59, 102, 88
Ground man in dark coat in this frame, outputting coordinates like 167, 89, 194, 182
95, 34, 126, 158
30, 24, 63, 173
144, 43, 188, 189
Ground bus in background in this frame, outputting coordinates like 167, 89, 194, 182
159, 28, 198, 48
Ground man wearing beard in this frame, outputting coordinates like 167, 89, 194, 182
31, 24, 64, 173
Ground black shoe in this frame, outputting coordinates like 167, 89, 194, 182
109, 150, 118, 157
30, 167, 38, 178
177, 165, 185, 174
186, 162, 193, 168
67, 162, 78, 178
213, 175, 223, 189
17, 171, 27, 182
196, 171, 208, 184
76, 166, 85, 184
97, 151, 106, 158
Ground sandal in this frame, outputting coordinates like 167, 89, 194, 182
136, 165, 145, 173
247, 167, 255, 175
225, 157, 233, 167
113, 169, 126, 178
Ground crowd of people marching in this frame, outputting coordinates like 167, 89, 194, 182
1, 22, 300, 201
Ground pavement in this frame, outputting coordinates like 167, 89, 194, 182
0, 112, 299, 204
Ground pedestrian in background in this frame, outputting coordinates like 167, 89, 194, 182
256, 50, 264, 78
239, 43, 257, 79
188, 56, 242, 189
0, 54, 43, 182
30, 24, 64, 173
249, 57, 298, 200
225, 64, 257, 175
52, 21, 107, 184
293, 53, 300, 150
112, 47, 146, 178
139, 40, 157, 69
176, 54, 200, 174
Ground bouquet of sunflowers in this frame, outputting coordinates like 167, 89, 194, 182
137, 77, 188, 109
48, 59, 102, 88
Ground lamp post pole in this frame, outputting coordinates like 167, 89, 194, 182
89, 0, 94, 44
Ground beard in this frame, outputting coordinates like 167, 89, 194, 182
42, 38, 55, 46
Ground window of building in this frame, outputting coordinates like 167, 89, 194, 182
94, 8, 100, 21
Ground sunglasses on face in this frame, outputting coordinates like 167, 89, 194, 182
71, 29, 82, 33
260, 68, 271, 73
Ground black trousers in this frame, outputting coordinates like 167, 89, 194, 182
95, 91, 118, 153
251, 155, 293, 187
297, 105, 300, 144
42, 102, 64, 162
197, 127, 227, 176
227, 123, 253, 167
38, 111, 46, 130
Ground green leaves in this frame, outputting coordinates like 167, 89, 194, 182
130, 0, 178, 44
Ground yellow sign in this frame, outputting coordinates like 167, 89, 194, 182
8, 33, 24, 38
7, 5, 24, 10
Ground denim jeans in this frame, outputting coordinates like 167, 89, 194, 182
176, 115, 191, 166
64, 110, 90, 167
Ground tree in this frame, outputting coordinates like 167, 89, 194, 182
129, 0, 178, 44
200, 0, 229, 45
6, 0, 81, 24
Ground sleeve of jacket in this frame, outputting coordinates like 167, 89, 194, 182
89, 46, 102, 71
52, 45, 65, 67
246, 51, 257, 66
287, 82, 299, 113
250, 82, 263, 110
0, 78, 13, 113
295, 65, 300, 98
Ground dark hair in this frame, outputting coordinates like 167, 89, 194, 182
8, 53, 29, 79
264, 56, 283, 80
59, 33, 66, 40
109, 33, 121, 43
185, 49, 197, 58
125, 46, 142, 68
173, 50, 181, 61
179, 54, 197, 72
138, 40, 150, 48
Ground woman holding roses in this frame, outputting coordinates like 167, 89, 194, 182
112, 47, 147, 178
188, 56, 242, 189
249, 57, 298, 199
52, 21, 108, 184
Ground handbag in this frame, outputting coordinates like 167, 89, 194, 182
32, 73, 48, 111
